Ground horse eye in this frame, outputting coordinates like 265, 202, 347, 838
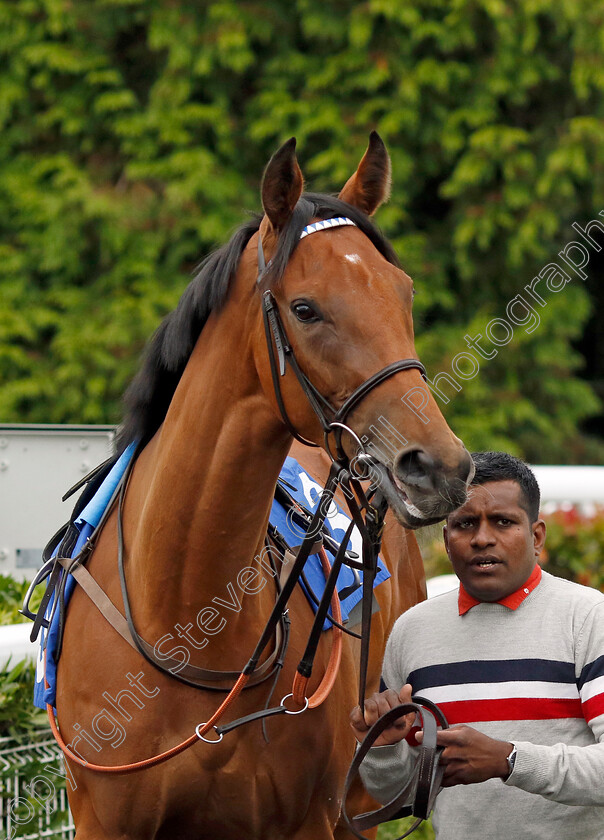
291, 300, 321, 323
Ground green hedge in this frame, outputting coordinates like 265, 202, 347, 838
0, 575, 39, 626
0, 577, 45, 737
539, 507, 604, 591
0, 0, 603, 462
378, 816, 434, 839
0, 658, 46, 739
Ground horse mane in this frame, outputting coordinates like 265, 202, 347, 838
116, 193, 400, 453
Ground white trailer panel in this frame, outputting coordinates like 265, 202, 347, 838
0, 425, 115, 580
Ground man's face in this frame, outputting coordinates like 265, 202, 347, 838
443, 480, 546, 603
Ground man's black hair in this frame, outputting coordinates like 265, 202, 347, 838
469, 451, 541, 523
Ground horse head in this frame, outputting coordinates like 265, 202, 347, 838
253, 133, 473, 527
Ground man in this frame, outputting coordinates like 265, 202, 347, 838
350, 451, 604, 839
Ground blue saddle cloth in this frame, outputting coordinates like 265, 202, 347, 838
271, 457, 389, 623
34, 451, 389, 709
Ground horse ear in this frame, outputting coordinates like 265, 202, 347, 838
338, 131, 391, 216
261, 138, 304, 230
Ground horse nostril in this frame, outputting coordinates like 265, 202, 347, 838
395, 449, 436, 493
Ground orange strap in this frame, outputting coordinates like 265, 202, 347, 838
292, 546, 343, 709
46, 660, 249, 774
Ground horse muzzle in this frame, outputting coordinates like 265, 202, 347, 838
361, 447, 474, 529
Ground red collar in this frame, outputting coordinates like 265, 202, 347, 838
458, 564, 542, 616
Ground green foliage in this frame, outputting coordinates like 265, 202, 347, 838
0, 578, 46, 739
0, 657, 69, 839
0, 658, 46, 737
0, 574, 40, 625
0, 0, 603, 461
378, 816, 434, 840
540, 506, 604, 590
0, 578, 46, 737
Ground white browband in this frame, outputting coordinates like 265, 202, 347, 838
300, 217, 356, 239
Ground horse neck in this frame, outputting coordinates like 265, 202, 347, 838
125, 305, 292, 650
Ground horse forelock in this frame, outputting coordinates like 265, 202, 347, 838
116, 193, 398, 453
266, 193, 400, 284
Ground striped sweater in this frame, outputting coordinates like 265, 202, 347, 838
359, 570, 604, 839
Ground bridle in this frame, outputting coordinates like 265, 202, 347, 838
257, 216, 427, 460
35, 214, 445, 836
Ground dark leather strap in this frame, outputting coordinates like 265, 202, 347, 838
357, 548, 378, 708
29, 560, 62, 641
296, 518, 355, 678
108, 452, 292, 691
216, 704, 288, 735
61, 456, 116, 502
243, 462, 342, 674
333, 473, 386, 709
342, 697, 448, 840
334, 359, 427, 424
261, 290, 320, 447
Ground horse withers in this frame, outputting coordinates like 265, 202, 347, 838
53, 134, 472, 839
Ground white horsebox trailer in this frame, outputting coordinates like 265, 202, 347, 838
0, 424, 115, 581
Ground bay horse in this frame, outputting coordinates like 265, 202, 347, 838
54, 133, 472, 839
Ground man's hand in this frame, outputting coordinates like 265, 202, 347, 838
349, 683, 415, 746
416, 724, 512, 786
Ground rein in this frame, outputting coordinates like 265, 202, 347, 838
35, 216, 444, 833
342, 697, 449, 839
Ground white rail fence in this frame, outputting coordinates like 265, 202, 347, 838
0, 732, 74, 840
